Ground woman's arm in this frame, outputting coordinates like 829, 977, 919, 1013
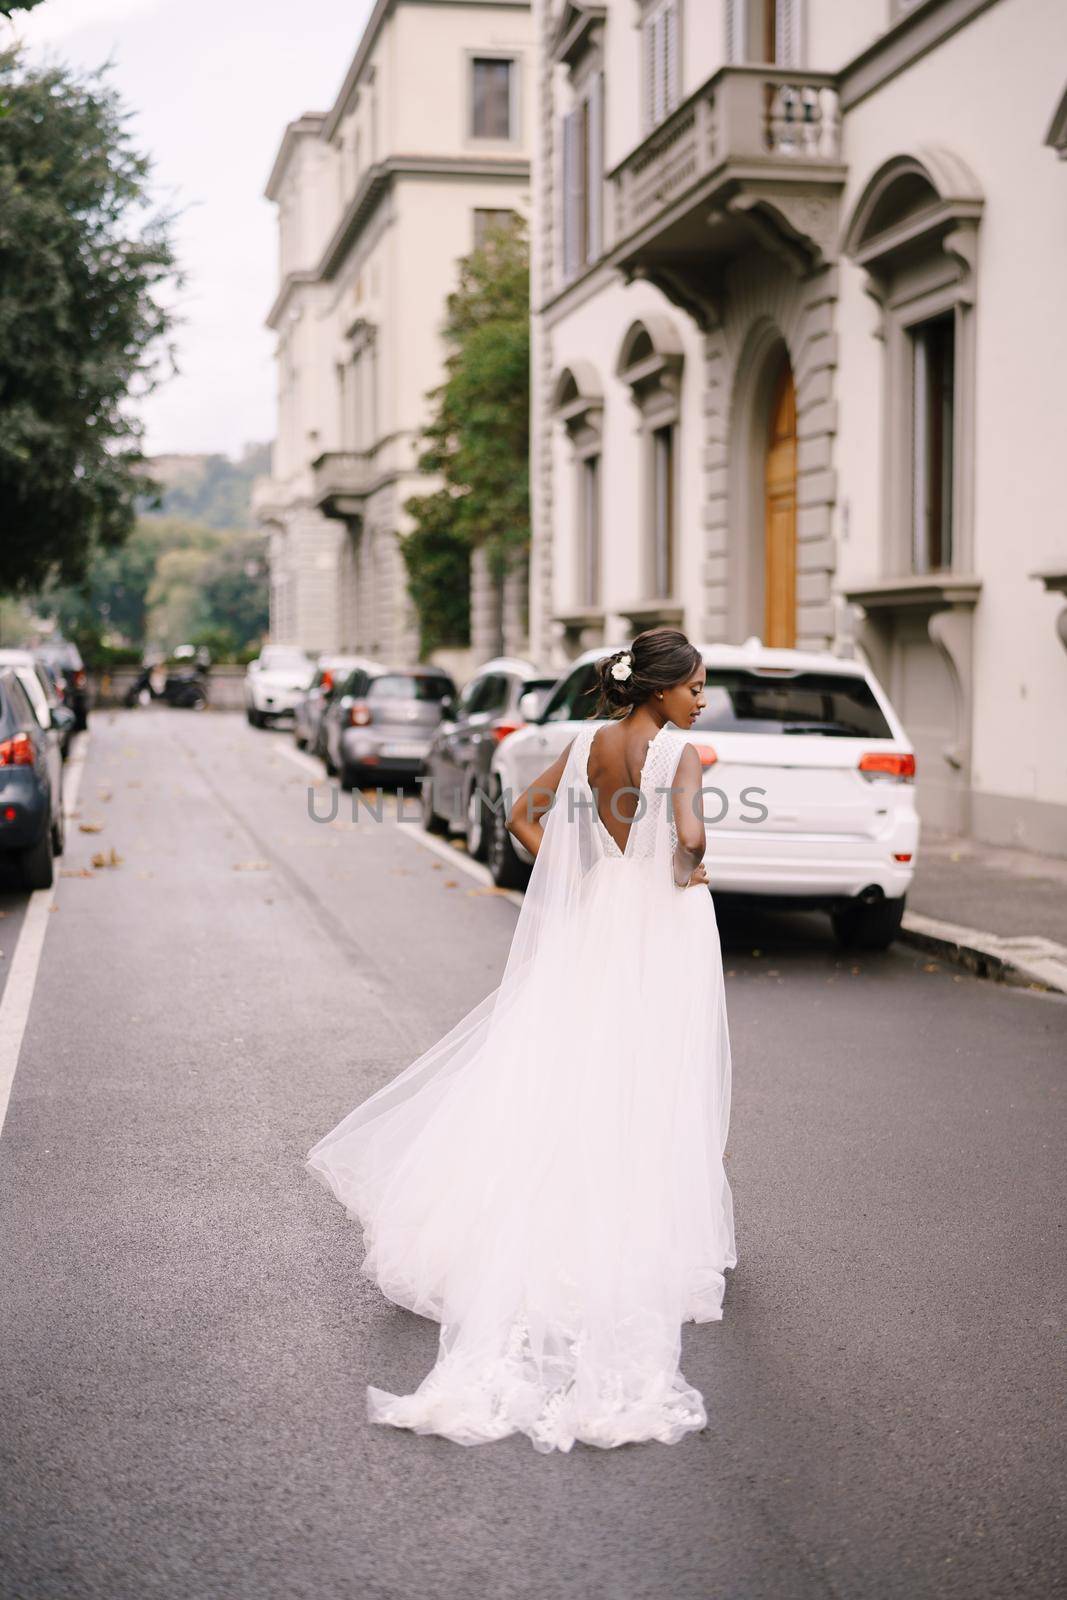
505, 739, 574, 859
671, 743, 709, 888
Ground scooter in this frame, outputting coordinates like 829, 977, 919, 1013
124, 648, 210, 710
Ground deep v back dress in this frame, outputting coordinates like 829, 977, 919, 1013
306, 719, 737, 1452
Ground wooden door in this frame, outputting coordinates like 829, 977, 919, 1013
764, 362, 797, 648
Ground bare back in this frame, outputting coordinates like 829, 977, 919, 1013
586, 718, 662, 854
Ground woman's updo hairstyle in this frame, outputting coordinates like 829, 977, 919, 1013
593, 627, 702, 719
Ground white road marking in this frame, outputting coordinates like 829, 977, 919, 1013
269, 732, 525, 906
0, 732, 89, 1139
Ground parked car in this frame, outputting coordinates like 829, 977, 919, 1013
294, 654, 384, 756
0, 650, 76, 760
36, 639, 90, 731
0, 667, 66, 889
244, 646, 314, 727
420, 658, 558, 859
484, 640, 919, 950
321, 665, 457, 791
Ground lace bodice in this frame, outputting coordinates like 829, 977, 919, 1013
581, 722, 681, 862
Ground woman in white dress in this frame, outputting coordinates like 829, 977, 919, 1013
306, 627, 737, 1453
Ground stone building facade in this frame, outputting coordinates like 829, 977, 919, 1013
255, 0, 535, 669
531, 0, 1067, 851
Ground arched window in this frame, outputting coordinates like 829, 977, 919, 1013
617, 318, 683, 608
552, 363, 603, 610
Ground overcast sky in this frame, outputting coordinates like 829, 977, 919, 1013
15, 0, 375, 459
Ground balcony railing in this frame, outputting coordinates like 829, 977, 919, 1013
612, 66, 842, 247
310, 451, 370, 520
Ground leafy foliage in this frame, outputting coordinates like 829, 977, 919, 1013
0, 48, 179, 594
144, 443, 271, 528
404, 218, 530, 651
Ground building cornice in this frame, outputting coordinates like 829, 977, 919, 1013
322, 0, 532, 142
317, 154, 530, 282
839, 0, 1002, 112
264, 114, 327, 201
265, 271, 318, 332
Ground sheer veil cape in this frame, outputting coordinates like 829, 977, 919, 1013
306, 721, 736, 1452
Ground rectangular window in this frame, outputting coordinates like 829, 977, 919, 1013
642, 0, 680, 130
910, 314, 955, 572
561, 74, 603, 281
651, 425, 675, 597
471, 57, 514, 140
473, 208, 517, 250
580, 454, 601, 607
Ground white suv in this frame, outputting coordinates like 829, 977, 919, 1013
484, 640, 919, 950
245, 646, 314, 728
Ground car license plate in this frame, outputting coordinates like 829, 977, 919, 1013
381, 741, 426, 758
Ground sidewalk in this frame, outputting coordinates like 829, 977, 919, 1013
903, 830, 1067, 994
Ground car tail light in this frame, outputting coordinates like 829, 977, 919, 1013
321, 670, 334, 694
490, 719, 522, 743
893, 852, 913, 863
0, 733, 35, 767
348, 700, 372, 727
859, 751, 916, 781
694, 744, 718, 768
74, 669, 87, 689
3, 806, 17, 821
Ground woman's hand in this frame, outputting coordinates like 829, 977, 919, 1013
686, 862, 709, 889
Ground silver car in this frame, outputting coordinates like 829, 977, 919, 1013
294, 654, 384, 757
322, 665, 458, 791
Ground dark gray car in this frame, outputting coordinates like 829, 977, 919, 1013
420, 657, 556, 859
321, 666, 457, 791
0, 668, 66, 889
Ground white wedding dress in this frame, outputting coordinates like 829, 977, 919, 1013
306, 721, 736, 1453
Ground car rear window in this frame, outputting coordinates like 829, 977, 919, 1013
368, 675, 455, 702
693, 670, 893, 739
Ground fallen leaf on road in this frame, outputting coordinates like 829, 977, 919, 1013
443, 879, 458, 888
98, 790, 112, 802
91, 848, 123, 869
850, 965, 861, 975
233, 860, 269, 872
922, 962, 940, 973
450, 840, 467, 852
61, 868, 94, 879
467, 886, 513, 896
78, 822, 104, 834
431, 861, 443, 871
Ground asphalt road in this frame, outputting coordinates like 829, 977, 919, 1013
0, 710, 1063, 1600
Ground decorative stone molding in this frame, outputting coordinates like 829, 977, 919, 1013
615, 600, 685, 633
551, 2, 606, 69
552, 362, 603, 446
842, 146, 983, 577
702, 257, 840, 650
551, 606, 607, 657
1031, 570, 1067, 655
843, 574, 981, 773
1046, 82, 1067, 159
616, 316, 684, 421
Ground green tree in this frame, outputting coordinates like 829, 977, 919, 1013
0, 3, 47, 17
0, 48, 179, 594
403, 218, 529, 652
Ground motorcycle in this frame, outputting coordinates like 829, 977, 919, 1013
124, 646, 211, 711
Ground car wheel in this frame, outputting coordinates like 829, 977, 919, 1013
487, 786, 529, 890
188, 687, 207, 711
20, 825, 54, 892
831, 895, 906, 952
51, 806, 65, 857
420, 771, 449, 835
323, 741, 337, 777
465, 781, 487, 860
294, 725, 307, 749
339, 762, 359, 792
246, 707, 261, 728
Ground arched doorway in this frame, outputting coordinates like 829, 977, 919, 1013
763, 360, 797, 647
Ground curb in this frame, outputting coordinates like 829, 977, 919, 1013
901, 911, 1067, 995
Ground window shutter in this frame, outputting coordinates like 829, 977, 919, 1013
665, 2, 680, 112
562, 109, 580, 280
642, 13, 656, 129
725, 0, 746, 64
586, 73, 603, 262
776, 0, 803, 67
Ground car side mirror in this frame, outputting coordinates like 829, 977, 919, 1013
518, 689, 545, 723
51, 704, 76, 733
249, 660, 260, 673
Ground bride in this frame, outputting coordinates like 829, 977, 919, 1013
306, 627, 737, 1453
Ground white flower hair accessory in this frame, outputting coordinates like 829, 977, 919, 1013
610, 651, 633, 682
